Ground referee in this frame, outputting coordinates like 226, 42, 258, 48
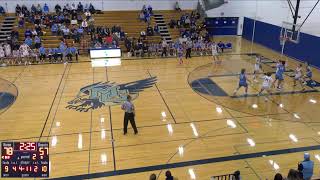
121, 95, 138, 135
186, 38, 192, 59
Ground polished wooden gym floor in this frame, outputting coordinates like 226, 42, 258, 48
1, 37, 320, 180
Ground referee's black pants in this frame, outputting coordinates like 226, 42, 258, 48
123, 112, 138, 134
186, 48, 191, 59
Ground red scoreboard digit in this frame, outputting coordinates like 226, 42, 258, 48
1, 142, 49, 178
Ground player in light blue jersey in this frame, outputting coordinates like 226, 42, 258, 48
303, 62, 316, 86
273, 60, 286, 90
233, 68, 248, 96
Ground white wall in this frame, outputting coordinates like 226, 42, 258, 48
0, 0, 197, 12
206, 0, 320, 36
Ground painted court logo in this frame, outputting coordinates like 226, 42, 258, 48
66, 77, 157, 112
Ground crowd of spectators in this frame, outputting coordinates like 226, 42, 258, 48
90, 25, 126, 48
0, 3, 99, 66
147, 153, 315, 180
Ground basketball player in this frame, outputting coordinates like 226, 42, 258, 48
303, 62, 316, 86
253, 55, 262, 82
4, 43, 11, 58
0, 44, 5, 66
177, 44, 184, 64
211, 42, 220, 64
258, 72, 273, 101
273, 60, 286, 90
19, 43, 31, 65
233, 68, 248, 96
12, 49, 20, 65
195, 39, 202, 56
293, 64, 305, 91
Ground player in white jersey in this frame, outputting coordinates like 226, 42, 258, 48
0, 45, 5, 66
211, 42, 220, 64
253, 56, 262, 82
19, 43, 31, 65
4, 43, 11, 57
293, 63, 305, 90
258, 72, 273, 101
200, 40, 206, 55
12, 49, 20, 65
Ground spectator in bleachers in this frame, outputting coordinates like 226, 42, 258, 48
43, 4, 49, 14
31, 28, 38, 37
21, 5, 28, 15
72, 28, 81, 43
36, 4, 42, 14
274, 173, 284, 180
18, 18, 25, 28
146, 25, 154, 36
77, 2, 84, 13
55, 4, 61, 14
233, 170, 241, 180
0, 6, 5, 16
145, 11, 151, 23
34, 36, 41, 49
77, 13, 83, 24
31, 4, 37, 15
149, 173, 156, 180
125, 38, 132, 52
154, 25, 159, 34
15, 5, 21, 16
287, 169, 303, 180
299, 153, 314, 180
62, 27, 70, 39
169, 19, 176, 28
94, 41, 102, 48
175, 1, 181, 11
140, 30, 146, 40
89, 3, 96, 14
51, 23, 59, 35
147, 5, 153, 15
81, 19, 88, 31
71, 3, 77, 12
165, 170, 174, 180
11, 28, 19, 42
24, 36, 33, 48
25, 29, 32, 38
77, 26, 84, 37
84, 3, 89, 12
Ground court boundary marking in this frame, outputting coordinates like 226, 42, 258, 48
49, 144, 320, 180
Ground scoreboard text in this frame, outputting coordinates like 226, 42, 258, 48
1, 142, 49, 178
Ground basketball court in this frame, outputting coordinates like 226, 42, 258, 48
1, 34, 320, 179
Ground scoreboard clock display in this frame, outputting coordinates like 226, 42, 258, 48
1, 142, 49, 178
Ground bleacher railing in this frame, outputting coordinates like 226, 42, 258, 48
210, 174, 235, 180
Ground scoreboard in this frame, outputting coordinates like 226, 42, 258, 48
1, 142, 49, 178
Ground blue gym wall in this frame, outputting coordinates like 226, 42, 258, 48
206, 17, 238, 36
242, 17, 320, 68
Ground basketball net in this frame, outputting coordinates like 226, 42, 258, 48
280, 36, 289, 46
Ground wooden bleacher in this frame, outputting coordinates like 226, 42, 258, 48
15, 10, 163, 52
93, 10, 162, 51
155, 10, 194, 40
